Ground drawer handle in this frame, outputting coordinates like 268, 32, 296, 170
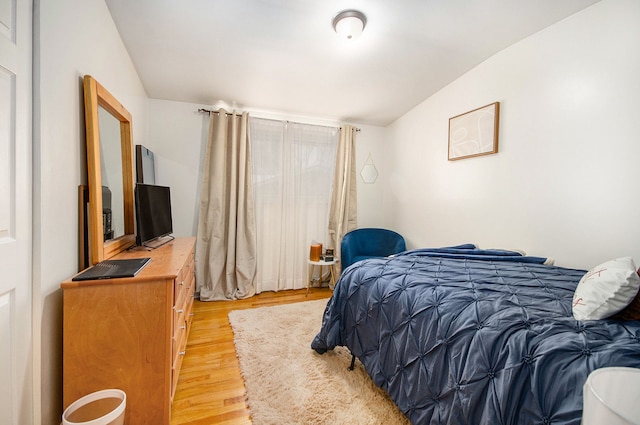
179, 350, 186, 356
176, 309, 184, 314
179, 280, 184, 286
181, 324, 186, 330
189, 312, 195, 317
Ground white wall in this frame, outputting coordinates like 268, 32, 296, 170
147, 99, 209, 236
385, 0, 640, 270
354, 124, 389, 227
35, 0, 148, 423
147, 99, 389, 236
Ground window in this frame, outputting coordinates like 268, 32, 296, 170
250, 118, 338, 292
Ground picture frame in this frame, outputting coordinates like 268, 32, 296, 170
448, 102, 500, 161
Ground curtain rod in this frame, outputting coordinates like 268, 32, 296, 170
198, 108, 360, 131
198, 108, 237, 116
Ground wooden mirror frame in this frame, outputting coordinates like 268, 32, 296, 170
83, 75, 135, 264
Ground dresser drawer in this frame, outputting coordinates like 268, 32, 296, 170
170, 315, 189, 399
172, 318, 188, 363
173, 291, 187, 332
173, 250, 195, 304
174, 269, 188, 306
172, 285, 194, 354
173, 272, 194, 338
172, 306, 187, 348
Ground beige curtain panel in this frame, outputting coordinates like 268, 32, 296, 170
196, 109, 257, 301
328, 124, 358, 274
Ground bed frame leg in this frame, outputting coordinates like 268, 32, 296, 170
349, 354, 356, 371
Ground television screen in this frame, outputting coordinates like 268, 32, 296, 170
136, 145, 156, 184
135, 183, 173, 247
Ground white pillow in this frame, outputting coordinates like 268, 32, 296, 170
572, 257, 640, 320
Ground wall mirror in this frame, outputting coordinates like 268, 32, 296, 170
83, 75, 135, 265
360, 153, 379, 184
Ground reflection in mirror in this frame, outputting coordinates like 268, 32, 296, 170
84, 75, 135, 264
98, 106, 124, 240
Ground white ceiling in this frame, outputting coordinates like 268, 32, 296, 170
105, 0, 600, 127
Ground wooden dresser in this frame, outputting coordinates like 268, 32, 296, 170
61, 237, 196, 425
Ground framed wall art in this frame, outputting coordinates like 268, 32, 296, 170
448, 102, 500, 161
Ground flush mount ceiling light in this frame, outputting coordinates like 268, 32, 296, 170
332, 9, 367, 40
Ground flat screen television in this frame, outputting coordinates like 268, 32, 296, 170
135, 183, 174, 248
135, 144, 156, 184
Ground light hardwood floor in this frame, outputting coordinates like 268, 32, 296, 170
170, 287, 333, 425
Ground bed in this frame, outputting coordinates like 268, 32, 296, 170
311, 244, 640, 424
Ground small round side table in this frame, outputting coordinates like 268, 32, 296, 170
307, 258, 337, 295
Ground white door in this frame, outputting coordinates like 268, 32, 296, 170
0, 0, 32, 423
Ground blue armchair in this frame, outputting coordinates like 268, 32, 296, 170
340, 228, 406, 271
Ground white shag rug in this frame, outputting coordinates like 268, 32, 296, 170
228, 299, 410, 425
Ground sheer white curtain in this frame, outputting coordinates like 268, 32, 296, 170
250, 118, 338, 293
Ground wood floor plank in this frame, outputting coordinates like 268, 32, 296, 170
170, 287, 332, 425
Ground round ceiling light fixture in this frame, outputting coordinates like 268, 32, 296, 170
332, 10, 367, 41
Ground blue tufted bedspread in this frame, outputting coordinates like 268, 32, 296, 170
311, 247, 640, 424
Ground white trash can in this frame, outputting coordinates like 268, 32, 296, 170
62, 389, 126, 425
582, 367, 640, 425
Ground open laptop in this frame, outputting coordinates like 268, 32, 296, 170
72, 257, 151, 281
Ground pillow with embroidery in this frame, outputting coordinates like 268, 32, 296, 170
572, 257, 640, 320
